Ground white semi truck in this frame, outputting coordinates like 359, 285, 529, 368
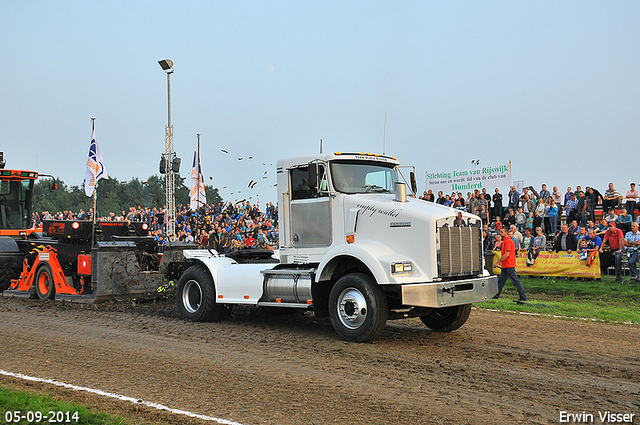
173, 152, 498, 342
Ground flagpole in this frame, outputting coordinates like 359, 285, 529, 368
196, 133, 201, 212
91, 118, 97, 250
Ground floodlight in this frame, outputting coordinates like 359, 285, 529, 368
158, 59, 174, 73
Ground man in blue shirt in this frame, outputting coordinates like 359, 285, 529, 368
617, 209, 633, 233
546, 200, 559, 235
565, 192, 579, 224
507, 186, 520, 212
584, 229, 602, 267
568, 220, 581, 238
539, 184, 550, 203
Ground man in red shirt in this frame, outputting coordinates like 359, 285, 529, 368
244, 232, 256, 248
599, 222, 625, 282
492, 227, 528, 302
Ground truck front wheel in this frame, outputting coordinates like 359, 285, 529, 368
420, 304, 471, 332
328, 273, 388, 342
176, 265, 230, 322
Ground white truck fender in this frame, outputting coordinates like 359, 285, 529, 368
316, 240, 394, 285
182, 250, 235, 290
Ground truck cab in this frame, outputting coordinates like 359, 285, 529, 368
176, 152, 498, 342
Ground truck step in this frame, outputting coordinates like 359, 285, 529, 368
258, 301, 311, 309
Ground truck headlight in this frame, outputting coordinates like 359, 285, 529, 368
391, 261, 412, 275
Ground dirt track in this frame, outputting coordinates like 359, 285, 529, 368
0, 296, 638, 425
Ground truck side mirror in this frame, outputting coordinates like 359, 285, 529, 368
410, 171, 417, 194
48, 179, 58, 191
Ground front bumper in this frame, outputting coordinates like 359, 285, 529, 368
400, 275, 498, 308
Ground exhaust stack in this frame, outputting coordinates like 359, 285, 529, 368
395, 182, 407, 203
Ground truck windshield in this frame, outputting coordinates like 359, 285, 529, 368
330, 161, 398, 194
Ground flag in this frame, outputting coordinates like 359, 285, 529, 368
85, 120, 108, 197
190, 141, 206, 210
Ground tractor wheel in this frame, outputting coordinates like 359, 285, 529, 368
328, 273, 388, 343
419, 304, 472, 332
176, 265, 230, 322
35, 264, 55, 300
0, 267, 18, 292
0, 237, 23, 291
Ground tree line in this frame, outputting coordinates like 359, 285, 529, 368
33, 173, 222, 216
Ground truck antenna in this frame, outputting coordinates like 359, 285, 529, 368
383, 113, 387, 155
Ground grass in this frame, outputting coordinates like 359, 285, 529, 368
0, 386, 142, 425
478, 275, 640, 324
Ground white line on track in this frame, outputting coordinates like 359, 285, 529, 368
0, 370, 246, 425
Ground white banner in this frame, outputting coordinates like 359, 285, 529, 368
425, 162, 511, 194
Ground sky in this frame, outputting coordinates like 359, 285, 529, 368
1, 1, 639, 207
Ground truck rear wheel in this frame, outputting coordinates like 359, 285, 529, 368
176, 265, 230, 322
35, 264, 55, 300
328, 273, 388, 343
420, 304, 471, 332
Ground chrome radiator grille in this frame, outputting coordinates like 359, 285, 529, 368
438, 225, 482, 277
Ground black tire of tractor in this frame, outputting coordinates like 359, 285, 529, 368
0, 267, 17, 292
176, 264, 230, 322
35, 263, 55, 300
419, 304, 472, 332
328, 273, 388, 343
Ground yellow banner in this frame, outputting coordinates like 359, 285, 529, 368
491, 250, 601, 278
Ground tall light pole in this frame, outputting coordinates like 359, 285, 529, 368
159, 59, 176, 237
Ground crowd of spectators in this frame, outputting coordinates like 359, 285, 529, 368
421, 182, 640, 282
33, 201, 280, 253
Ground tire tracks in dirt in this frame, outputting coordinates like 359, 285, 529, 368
0, 297, 638, 424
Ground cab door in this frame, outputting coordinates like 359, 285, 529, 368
289, 163, 331, 247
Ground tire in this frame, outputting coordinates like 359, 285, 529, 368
176, 264, 230, 322
0, 237, 23, 292
420, 304, 472, 332
328, 273, 388, 343
0, 267, 19, 292
35, 264, 55, 300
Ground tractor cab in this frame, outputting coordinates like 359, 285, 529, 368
0, 156, 38, 237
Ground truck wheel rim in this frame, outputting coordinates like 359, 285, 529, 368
38, 271, 51, 295
337, 288, 367, 329
182, 280, 202, 314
